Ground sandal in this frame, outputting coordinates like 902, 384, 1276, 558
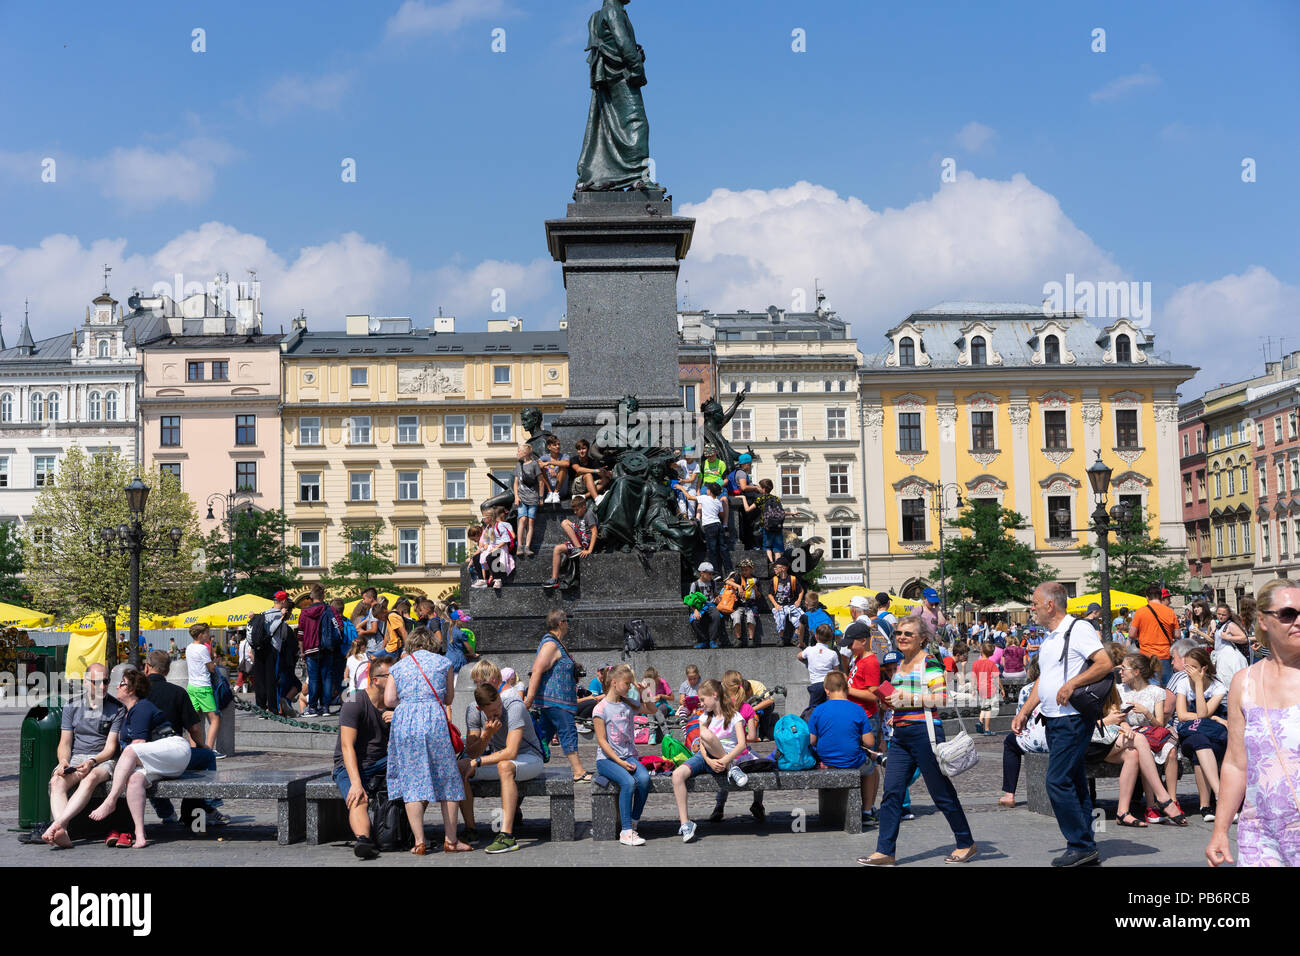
410, 842, 428, 855
115, 833, 134, 848
1116, 811, 1147, 828
944, 844, 978, 864
1156, 797, 1188, 827
572, 771, 593, 783
443, 840, 474, 852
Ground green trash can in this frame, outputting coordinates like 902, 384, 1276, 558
19, 702, 64, 829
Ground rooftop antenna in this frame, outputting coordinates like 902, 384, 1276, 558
814, 278, 827, 314
682, 280, 691, 311
102, 263, 112, 293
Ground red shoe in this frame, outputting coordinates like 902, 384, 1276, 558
105, 831, 122, 846
115, 833, 134, 848
1144, 809, 1160, 825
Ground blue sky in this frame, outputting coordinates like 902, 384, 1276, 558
1, 0, 1297, 397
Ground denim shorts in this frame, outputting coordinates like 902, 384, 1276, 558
517, 504, 538, 519
333, 759, 386, 800
762, 529, 785, 553
539, 705, 579, 755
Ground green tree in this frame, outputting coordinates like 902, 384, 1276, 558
1078, 507, 1186, 596
22, 448, 201, 665
0, 521, 27, 604
193, 508, 301, 606
926, 503, 1056, 608
319, 521, 397, 597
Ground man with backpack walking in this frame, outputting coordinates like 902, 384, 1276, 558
300, 584, 343, 716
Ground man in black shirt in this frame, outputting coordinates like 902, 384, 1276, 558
334, 656, 394, 859
144, 651, 225, 826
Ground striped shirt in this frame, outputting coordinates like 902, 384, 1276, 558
890, 657, 947, 726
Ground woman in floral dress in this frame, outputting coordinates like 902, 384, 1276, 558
383, 628, 469, 854
1208, 579, 1300, 866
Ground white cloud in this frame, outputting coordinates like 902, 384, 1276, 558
954, 121, 996, 153
678, 175, 1124, 342
385, 0, 511, 39
0, 222, 558, 338
1090, 66, 1161, 103
1161, 266, 1299, 396
260, 70, 356, 119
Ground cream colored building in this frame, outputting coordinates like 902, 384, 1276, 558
680, 307, 866, 584
280, 316, 568, 598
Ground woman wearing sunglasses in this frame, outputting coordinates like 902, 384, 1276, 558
857, 614, 977, 866
1207, 579, 1300, 867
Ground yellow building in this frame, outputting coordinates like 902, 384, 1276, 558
859, 303, 1195, 601
280, 315, 567, 598
1201, 381, 1259, 605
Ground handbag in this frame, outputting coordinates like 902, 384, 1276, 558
1060, 619, 1115, 722
715, 581, 738, 615
1139, 725, 1172, 750
368, 783, 413, 852
410, 651, 464, 756
925, 705, 979, 777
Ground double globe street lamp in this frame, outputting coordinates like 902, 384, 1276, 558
97, 478, 183, 668
206, 488, 257, 598
1053, 452, 1134, 641
929, 482, 965, 619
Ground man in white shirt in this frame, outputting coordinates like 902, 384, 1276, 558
1011, 581, 1113, 867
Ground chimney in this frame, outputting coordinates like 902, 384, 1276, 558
166, 314, 184, 335
433, 315, 455, 334
346, 314, 371, 336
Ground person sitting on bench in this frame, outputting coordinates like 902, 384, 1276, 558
334, 656, 394, 860
40, 663, 123, 847
457, 682, 547, 855
543, 495, 598, 589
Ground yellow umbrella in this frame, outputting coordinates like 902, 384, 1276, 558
0, 602, 54, 628
819, 586, 919, 623
1067, 591, 1148, 616
58, 610, 172, 635
343, 592, 403, 618
171, 593, 299, 629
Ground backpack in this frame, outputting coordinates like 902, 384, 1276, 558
318, 605, 341, 654
248, 610, 271, 654
773, 714, 816, 771
529, 710, 552, 763
683, 714, 701, 753
623, 619, 654, 655
368, 785, 413, 852
762, 495, 785, 531
633, 715, 652, 745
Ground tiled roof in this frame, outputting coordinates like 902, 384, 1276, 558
282, 330, 568, 357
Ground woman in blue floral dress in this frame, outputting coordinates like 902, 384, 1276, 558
383, 628, 469, 853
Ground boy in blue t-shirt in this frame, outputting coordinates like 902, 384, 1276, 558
808, 671, 876, 817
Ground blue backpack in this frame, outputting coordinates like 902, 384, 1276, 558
318, 605, 341, 654
773, 714, 815, 771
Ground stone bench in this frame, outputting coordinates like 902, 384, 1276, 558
591, 768, 863, 841
152, 768, 330, 844
1023, 752, 1195, 816
304, 767, 576, 845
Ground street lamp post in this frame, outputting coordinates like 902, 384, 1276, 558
1054, 452, 1132, 641
206, 489, 257, 597
98, 478, 183, 668
929, 482, 965, 619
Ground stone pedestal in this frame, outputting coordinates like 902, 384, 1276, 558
544, 189, 695, 450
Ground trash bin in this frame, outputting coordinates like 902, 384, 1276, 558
19, 702, 64, 829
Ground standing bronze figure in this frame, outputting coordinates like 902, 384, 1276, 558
575, 0, 661, 193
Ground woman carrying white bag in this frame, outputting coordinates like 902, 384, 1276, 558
858, 614, 979, 867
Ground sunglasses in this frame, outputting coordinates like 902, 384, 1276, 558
1261, 607, 1300, 626
897, 630, 918, 638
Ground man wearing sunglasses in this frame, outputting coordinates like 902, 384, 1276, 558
38, 664, 124, 847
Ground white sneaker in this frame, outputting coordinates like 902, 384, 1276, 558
471, 580, 488, 589
679, 821, 697, 843
727, 764, 748, 788
619, 830, 646, 846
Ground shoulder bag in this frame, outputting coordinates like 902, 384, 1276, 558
409, 652, 464, 756
920, 664, 979, 777
1060, 619, 1115, 722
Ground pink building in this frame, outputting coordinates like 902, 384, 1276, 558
1248, 378, 1300, 591
132, 286, 282, 535
1178, 398, 1210, 587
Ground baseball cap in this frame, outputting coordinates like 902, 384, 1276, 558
1086, 602, 1102, 614
274, 591, 289, 602
848, 595, 872, 611
923, 587, 939, 603
697, 561, 715, 574
882, 651, 904, 666
738, 453, 753, 464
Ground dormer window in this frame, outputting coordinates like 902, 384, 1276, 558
1044, 335, 1061, 365
97, 340, 109, 358
970, 336, 987, 366
899, 336, 916, 367
1115, 334, 1131, 363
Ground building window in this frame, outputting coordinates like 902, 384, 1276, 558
970, 336, 986, 366
47, 393, 60, 421
1048, 496, 1072, 538
779, 465, 802, 497
235, 414, 256, 446
299, 473, 321, 502
1044, 335, 1061, 364
828, 463, 850, 496
1292, 458, 1300, 492
88, 391, 102, 420
1214, 525, 1224, 557
1044, 410, 1068, 450
898, 412, 922, 452
681, 384, 696, 411
397, 470, 419, 500
1197, 471, 1206, 500
493, 366, 510, 386
299, 530, 321, 568
398, 528, 420, 566
1262, 523, 1271, 561
0, 394, 10, 422
491, 414, 513, 443
1185, 476, 1194, 505
104, 392, 118, 420
1119, 495, 1141, 518
349, 472, 372, 502
1115, 335, 1132, 363
1214, 470, 1222, 499
444, 415, 466, 444
1182, 434, 1189, 458
1260, 470, 1268, 498
34, 455, 55, 487
901, 499, 926, 542
1115, 410, 1139, 449
397, 415, 419, 444
731, 409, 752, 442
446, 528, 468, 564
97, 340, 109, 358
824, 380, 832, 393
898, 337, 915, 367
1227, 469, 1236, 496
971, 411, 995, 450
299, 417, 321, 445
826, 408, 847, 440
30, 393, 44, 422
187, 361, 204, 382
159, 463, 181, 482
445, 469, 468, 500
839, 380, 847, 391
351, 530, 372, 555
350, 367, 368, 387
778, 408, 800, 441
160, 416, 180, 447
212, 361, 229, 381
235, 461, 257, 492
830, 526, 853, 561
0, 456, 7, 487
776, 381, 784, 393
1197, 431, 1204, 453
791, 380, 799, 393
1229, 523, 1239, 556
1279, 462, 1287, 494
349, 416, 371, 445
